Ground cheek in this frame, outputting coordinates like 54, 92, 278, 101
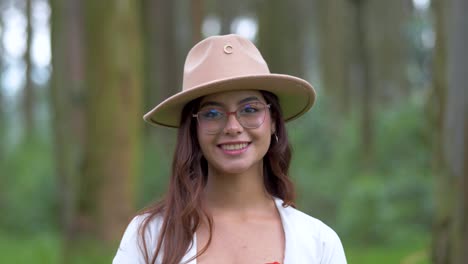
197, 130, 214, 156
196, 127, 202, 144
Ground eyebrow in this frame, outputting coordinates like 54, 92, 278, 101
199, 96, 260, 109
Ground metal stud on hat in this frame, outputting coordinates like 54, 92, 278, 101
223, 44, 233, 54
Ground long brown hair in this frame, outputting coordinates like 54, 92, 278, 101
138, 91, 295, 264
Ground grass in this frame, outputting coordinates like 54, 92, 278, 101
0, 232, 61, 263
0, 232, 114, 264
0, 231, 430, 264
346, 240, 430, 264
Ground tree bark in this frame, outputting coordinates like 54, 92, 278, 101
367, 0, 411, 104
316, 0, 352, 114
191, 0, 203, 45
444, 0, 468, 262
431, 1, 456, 263
50, 0, 86, 259
257, 0, 305, 77
352, 0, 374, 166
141, 0, 159, 114
0, 0, 4, 218
218, 0, 236, 35
158, 0, 178, 99
432, 0, 468, 263
23, 0, 34, 139
83, 0, 142, 241
0, 0, 4, 125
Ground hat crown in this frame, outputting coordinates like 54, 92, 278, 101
182, 34, 270, 91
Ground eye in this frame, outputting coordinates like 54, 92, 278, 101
239, 103, 260, 114
199, 109, 224, 120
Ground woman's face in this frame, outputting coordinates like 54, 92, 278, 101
196, 90, 275, 176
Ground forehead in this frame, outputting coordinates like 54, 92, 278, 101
199, 90, 265, 105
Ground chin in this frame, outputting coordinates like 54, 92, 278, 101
211, 161, 259, 176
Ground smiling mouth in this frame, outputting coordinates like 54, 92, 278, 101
219, 143, 250, 151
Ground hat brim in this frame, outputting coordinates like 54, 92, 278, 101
143, 74, 316, 128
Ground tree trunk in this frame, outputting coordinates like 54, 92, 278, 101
50, 0, 86, 259
157, 0, 179, 100
353, 0, 374, 166
444, 0, 468, 262
83, 0, 142, 242
141, 0, 159, 114
0, 2, 3, 218
23, 0, 34, 139
432, 0, 468, 263
191, 0, 203, 45
218, 0, 235, 34
431, 0, 454, 262
257, 0, 305, 77
316, 0, 352, 114
367, 0, 411, 104
462, 119, 468, 263
0, 0, 4, 126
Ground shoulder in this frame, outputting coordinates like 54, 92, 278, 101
275, 198, 347, 263
282, 203, 340, 241
113, 214, 163, 264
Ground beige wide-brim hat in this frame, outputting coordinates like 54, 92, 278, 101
144, 34, 316, 128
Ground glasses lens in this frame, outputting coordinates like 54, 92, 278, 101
195, 102, 268, 133
197, 108, 225, 133
237, 102, 267, 128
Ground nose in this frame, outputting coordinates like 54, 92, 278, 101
223, 113, 243, 135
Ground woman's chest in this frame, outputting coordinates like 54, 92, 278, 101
196, 218, 285, 264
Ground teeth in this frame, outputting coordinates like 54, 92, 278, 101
221, 143, 248, 150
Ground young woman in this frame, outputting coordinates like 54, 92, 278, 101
113, 34, 347, 264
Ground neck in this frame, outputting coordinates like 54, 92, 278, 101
203, 164, 273, 212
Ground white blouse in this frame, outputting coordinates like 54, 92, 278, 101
113, 198, 347, 264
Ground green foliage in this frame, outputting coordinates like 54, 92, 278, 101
288, 93, 433, 246
137, 132, 175, 208
1, 134, 57, 233
0, 92, 433, 251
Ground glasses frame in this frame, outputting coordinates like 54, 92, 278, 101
192, 101, 271, 134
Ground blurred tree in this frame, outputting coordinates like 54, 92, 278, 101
23, 0, 34, 138
431, 0, 452, 262
317, 0, 412, 165
317, 0, 374, 164
0, 0, 4, 123
191, 0, 203, 44
218, 0, 236, 34
443, 0, 468, 262
141, 0, 180, 150
352, 0, 374, 165
432, 0, 468, 263
50, 0, 86, 257
316, 0, 353, 114
156, 0, 179, 100
141, 0, 158, 114
0, 0, 4, 224
83, 0, 143, 242
257, 0, 305, 77
367, 0, 411, 103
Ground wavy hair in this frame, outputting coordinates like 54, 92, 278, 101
138, 91, 295, 264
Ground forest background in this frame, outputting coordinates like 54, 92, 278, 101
0, 0, 466, 263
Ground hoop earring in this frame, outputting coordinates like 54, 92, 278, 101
274, 133, 278, 143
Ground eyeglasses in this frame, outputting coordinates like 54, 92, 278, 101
193, 101, 271, 134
